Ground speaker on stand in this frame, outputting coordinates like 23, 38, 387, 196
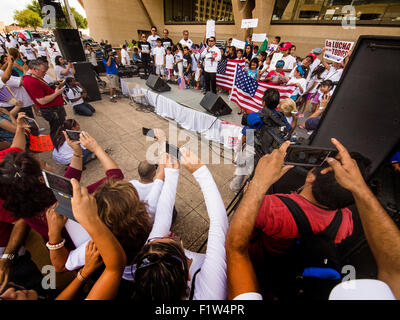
200, 92, 232, 117
145, 74, 171, 92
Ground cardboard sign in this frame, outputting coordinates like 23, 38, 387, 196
206, 20, 215, 39
29, 135, 54, 152
252, 33, 267, 43
269, 53, 283, 71
241, 18, 258, 29
324, 39, 354, 63
231, 38, 246, 50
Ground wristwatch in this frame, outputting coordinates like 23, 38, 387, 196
0, 253, 16, 262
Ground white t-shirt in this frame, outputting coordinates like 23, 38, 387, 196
282, 54, 297, 77
121, 48, 130, 65
201, 46, 222, 73
36, 45, 47, 57
191, 52, 200, 72
234, 292, 263, 300
151, 46, 166, 66
179, 38, 193, 49
24, 46, 37, 60
287, 77, 308, 97
65, 86, 83, 107
55, 65, 74, 80
147, 35, 160, 49
165, 54, 174, 69
323, 66, 343, 83
129, 180, 155, 201
52, 141, 86, 165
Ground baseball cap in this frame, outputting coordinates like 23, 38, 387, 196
281, 42, 292, 51
307, 53, 317, 61
313, 47, 322, 55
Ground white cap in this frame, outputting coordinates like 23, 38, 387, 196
329, 280, 396, 300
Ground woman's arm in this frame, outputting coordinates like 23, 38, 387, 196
1, 56, 14, 83
68, 179, 126, 300
0, 117, 16, 133
10, 113, 29, 150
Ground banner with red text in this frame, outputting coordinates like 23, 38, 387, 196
324, 39, 354, 63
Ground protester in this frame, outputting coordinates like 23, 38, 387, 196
35, 41, 48, 61
7, 48, 27, 77
247, 58, 259, 80
236, 49, 244, 60
191, 46, 201, 90
147, 26, 161, 50
161, 29, 173, 50
201, 37, 221, 94
263, 60, 285, 84
0, 105, 22, 143
179, 30, 193, 49
182, 46, 192, 88
303, 64, 328, 113
23, 59, 66, 138
287, 65, 310, 102
278, 98, 298, 134
54, 56, 75, 81
244, 45, 253, 65
120, 45, 130, 66
152, 39, 166, 77
173, 45, 184, 80
52, 119, 95, 166
137, 33, 152, 78
165, 47, 174, 82
280, 42, 297, 77
266, 36, 281, 55
19, 41, 36, 62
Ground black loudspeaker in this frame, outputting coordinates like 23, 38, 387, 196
73, 62, 101, 102
200, 92, 232, 116
53, 29, 86, 62
145, 74, 171, 92
310, 36, 400, 177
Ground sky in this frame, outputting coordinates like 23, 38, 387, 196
0, 0, 86, 25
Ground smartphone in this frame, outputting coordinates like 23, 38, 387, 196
284, 145, 338, 167
142, 127, 155, 138
42, 170, 73, 197
23, 117, 39, 136
165, 142, 181, 160
65, 129, 82, 141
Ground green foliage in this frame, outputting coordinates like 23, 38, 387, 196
26, 0, 42, 17
13, 9, 42, 30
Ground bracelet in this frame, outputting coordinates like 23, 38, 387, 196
77, 269, 87, 282
46, 239, 65, 251
73, 153, 83, 158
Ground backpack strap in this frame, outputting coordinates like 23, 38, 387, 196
188, 268, 201, 300
318, 209, 343, 241
275, 195, 313, 237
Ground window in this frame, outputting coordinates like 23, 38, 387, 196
164, 0, 234, 24
271, 0, 400, 25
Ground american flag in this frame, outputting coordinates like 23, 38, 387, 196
216, 59, 246, 91
230, 64, 297, 113
198, 42, 206, 54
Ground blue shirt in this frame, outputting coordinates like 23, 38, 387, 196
102, 57, 118, 75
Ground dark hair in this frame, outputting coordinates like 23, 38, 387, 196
54, 55, 63, 66
258, 51, 267, 59
94, 179, 152, 263
262, 88, 280, 110
275, 36, 281, 42
122, 44, 127, 49
151, 26, 157, 31
131, 241, 189, 301
250, 58, 259, 68
321, 79, 334, 88
311, 64, 326, 79
254, 45, 259, 51
133, 47, 139, 52
305, 55, 314, 63
0, 152, 56, 218
156, 38, 162, 43
297, 65, 310, 78
312, 153, 371, 210
237, 49, 244, 55
244, 44, 253, 61
53, 119, 78, 151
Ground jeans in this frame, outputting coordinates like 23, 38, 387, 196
40, 106, 66, 139
82, 148, 95, 164
204, 71, 217, 94
73, 103, 96, 116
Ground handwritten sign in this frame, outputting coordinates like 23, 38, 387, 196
324, 39, 354, 63
231, 38, 246, 50
206, 20, 215, 39
269, 53, 283, 71
241, 18, 258, 29
252, 33, 267, 43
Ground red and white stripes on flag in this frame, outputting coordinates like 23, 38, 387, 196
230, 70, 297, 113
216, 59, 245, 91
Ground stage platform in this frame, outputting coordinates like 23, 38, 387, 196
120, 77, 243, 125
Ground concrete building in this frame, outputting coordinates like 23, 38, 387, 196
78, 0, 400, 56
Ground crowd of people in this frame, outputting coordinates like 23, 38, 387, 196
0, 30, 399, 302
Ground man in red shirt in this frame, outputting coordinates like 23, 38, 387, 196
22, 59, 66, 138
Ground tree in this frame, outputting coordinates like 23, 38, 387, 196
26, 0, 42, 17
13, 9, 42, 31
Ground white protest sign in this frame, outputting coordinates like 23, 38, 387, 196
206, 20, 215, 39
241, 18, 258, 29
231, 38, 246, 50
269, 53, 283, 71
324, 39, 354, 63
252, 33, 267, 42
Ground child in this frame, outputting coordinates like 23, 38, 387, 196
264, 60, 285, 84
278, 98, 298, 135
315, 79, 334, 113
64, 78, 96, 116
173, 45, 184, 81
132, 47, 141, 64
236, 49, 244, 60
252, 46, 259, 59
182, 46, 192, 88
191, 45, 201, 90
151, 38, 166, 77
238, 59, 259, 115
258, 55, 272, 81
287, 64, 310, 104
266, 36, 281, 55
304, 65, 328, 113
165, 47, 174, 82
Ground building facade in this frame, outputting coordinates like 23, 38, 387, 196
79, 0, 400, 56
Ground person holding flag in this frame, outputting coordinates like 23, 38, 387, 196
201, 37, 221, 94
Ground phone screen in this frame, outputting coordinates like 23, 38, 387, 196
23, 117, 39, 136
284, 145, 337, 167
66, 130, 81, 141
142, 127, 155, 138
165, 142, 181, 160
42, 170, 73, 196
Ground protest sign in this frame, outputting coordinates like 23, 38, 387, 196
269, 53, 283, 71
252, 33, 267, 42
231, 38, 246, 50
324, 39, 354, 63
206, 20, 215, 39
241, 18, 258, 29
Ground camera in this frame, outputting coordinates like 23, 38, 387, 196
48, 81, 61, 90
